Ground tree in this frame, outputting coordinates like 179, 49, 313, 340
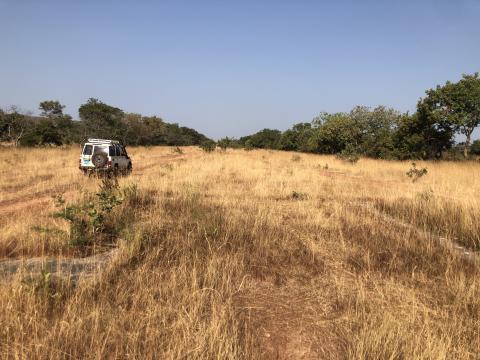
308, 112, 361, 154
0, 108, 29, 146
471, 140, 480, 155
122, 113, 148, 145
217, 137, 233, 150
421, 73, 480, 158
349, 106, 399, 158
200, 139, 216, 152
278, 122, 313, 152
39, 100, 65, 117
35, 100, 74, 145
246, 129, 282, 149
392, 107, 453, 159
79, 98, 125, 140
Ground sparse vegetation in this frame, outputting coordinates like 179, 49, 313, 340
0, 146, 479, 359
51, 176, 136, 247
406, 162, 428, 182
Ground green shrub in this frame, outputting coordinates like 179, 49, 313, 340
52, 177, 136, 246
406, 162, 428, 182
243, 139, 253, 151
337, 144, 360, 163
217, 137, 230, 151
200, 140, 216, 153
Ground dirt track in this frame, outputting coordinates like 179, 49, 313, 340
0, 152, 196, 217
0, 151, 199, 279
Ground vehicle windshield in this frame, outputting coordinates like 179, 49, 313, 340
83, 144, 93, 155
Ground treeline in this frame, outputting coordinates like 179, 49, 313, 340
0, 98, 209, 147
220, 73, 480, 159
2, 73, 479, 159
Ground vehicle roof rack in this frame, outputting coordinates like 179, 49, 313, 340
87, 138, 120, 144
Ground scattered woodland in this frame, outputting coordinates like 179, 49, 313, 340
0, 146, 479, 358
1, 73, 480, 161
0, 73, 479, 359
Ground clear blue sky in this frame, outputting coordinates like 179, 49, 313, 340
1, 0, 479, 139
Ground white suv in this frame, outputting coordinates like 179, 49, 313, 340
79, 139, 132, 174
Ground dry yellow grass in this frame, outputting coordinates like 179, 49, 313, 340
0, 145, 479, 359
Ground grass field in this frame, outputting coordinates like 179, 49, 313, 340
0, 145, 479, 359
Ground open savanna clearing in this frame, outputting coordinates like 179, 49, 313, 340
0, 146, 479, 359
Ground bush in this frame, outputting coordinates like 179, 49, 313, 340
200, 140, 216, 153
337, 144, 360, 163
217, 137, 231, 151
52, 176, 136, 246
243, 139, 253, 151
406, 162, 428, 182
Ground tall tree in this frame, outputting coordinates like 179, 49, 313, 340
78, 98, 125, 140
246, 129, 282, 149
421, 73, 480, 158
393, 107, 453, 159
308, 112, 361, 154
35, 100, 74, 145
279, 122, 313, 152
39, 100, 65, 117
349, 106, 400, 158
0, 108, 29, 146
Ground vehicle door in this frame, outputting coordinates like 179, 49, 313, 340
81, 144, 94, 167
119, 145, 129, 168
109, 145, 119, 169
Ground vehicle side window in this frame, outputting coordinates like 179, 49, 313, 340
114, 144, 120, 156
83, 145, 93, 155
109, 146, 115, 156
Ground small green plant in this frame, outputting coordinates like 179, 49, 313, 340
200, 140, 216, 153
407, 162, 428, 182
51, 176, 134, 246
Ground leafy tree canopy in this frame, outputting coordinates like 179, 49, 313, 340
421, 73, 480, 157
